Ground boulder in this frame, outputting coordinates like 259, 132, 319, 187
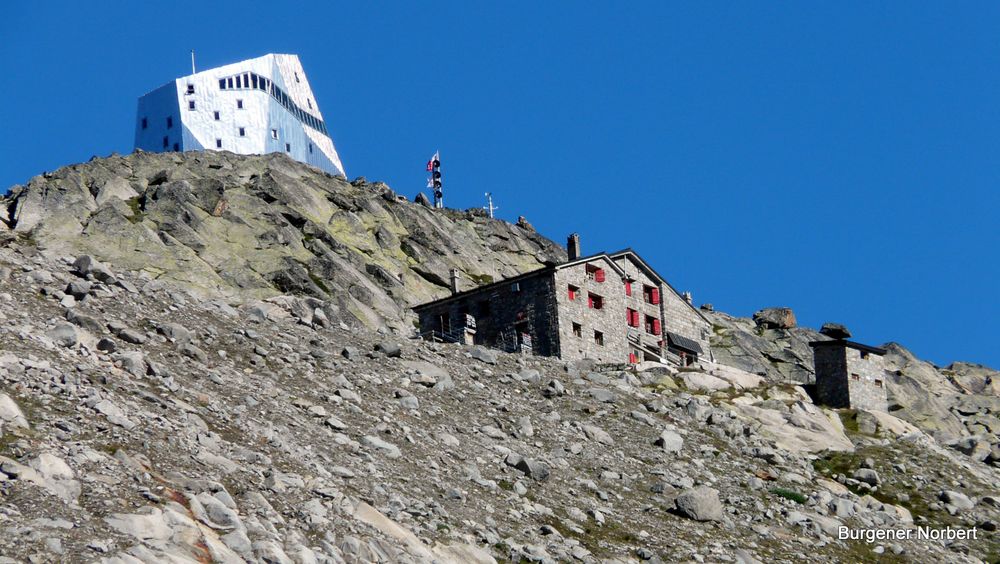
820, 323, 852, 340
675, 486, 724, 522
753, 307, 796, 329
655, 429, 684, 453
470, 346, 498, 365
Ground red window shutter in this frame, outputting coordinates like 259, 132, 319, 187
652, 319, 661, 335
625, 281, 632, 296
568, 288, 575, 300
633, 310, 640, 327
629, 353, 636, 364
588, 295, 593, 308
651, 288, 660, 305
595, 269, 605, 283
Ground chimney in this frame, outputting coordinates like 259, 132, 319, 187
567, 233, 581, 261
682, 291, 693, 305
449, 269, 460, 295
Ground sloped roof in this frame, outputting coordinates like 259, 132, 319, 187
609, 249, 712, 326
666, 331, 703, 354
412, 252, 624, 312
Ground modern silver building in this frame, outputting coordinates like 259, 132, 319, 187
134, 53, 345, 176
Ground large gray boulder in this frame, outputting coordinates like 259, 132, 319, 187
675, 486, 724, 522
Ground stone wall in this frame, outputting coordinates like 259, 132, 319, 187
814, 345, 850, 408
661, 285, 711, 358
613, 256, 666, 359
844, 347, 889, 412
812, 343, 889, 412
553, 259, 629, 363
414, 271, 560, 356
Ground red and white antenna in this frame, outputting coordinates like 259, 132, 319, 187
425, 151, 443, 208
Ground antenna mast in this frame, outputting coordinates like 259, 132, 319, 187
484, 192, 498, 218
426, 151, 443, 208
191, 50, 196, 74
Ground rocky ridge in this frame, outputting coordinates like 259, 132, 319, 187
1, 150, 563, 333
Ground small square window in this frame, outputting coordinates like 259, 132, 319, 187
594, 330, 604, 346
166, 116, 173, 129
215, 139, 222, 148
237, 99, 243, 109
308, 143, 313, 154
162, 136, 168, 148
141, 117, 148, 130
188, 100, 196, 110
572, 322, 582, 338
271, 129, 278, 140
285, 143, 291, 153
567, 284, 579, 301
874, 379, 883, 388
851, 373, 861, 381
238, 127, 246, 137
186, 84, 194, 94
213, 111, 220, 121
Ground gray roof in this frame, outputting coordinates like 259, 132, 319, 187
808, 339, 886, 356
666, 331, 703, 354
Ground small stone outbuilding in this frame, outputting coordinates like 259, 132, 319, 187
808, 339, 888, 412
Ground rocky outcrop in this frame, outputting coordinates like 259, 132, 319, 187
1, 151, 564, 332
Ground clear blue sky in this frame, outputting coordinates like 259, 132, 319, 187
2, 2, 997, 369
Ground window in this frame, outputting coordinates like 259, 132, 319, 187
188, 100, 196, 110
162, 136, 168, 148
237, 99, 244, 109
166, 116, 173, 129
860, 351, 870, 360
308, 143, 313, 154
285, 143, 291, 152
295, 71, 300, 83
572, 322, 582, 338
627, 308, 639, 327
227, 77, 233, 89
215, 139, 222, 148
588, 293, 603, 310
568, 284, 579, 301
141, 117, 148, 130
236, 75, 242, 88
186, 84, 194, 94
586, 264, 606, 282
625, 280, 632, 296
645, 316, 661, 335
271, 129, 278, 140
219, 78, 226, 90
251, 74, 258, 89
644, 285, 660, 305
594, 330, 604, 346
238, 127, 246, 137
172, 143, 179, 152
874, 379, 883, 388
213, 111, 220, 121
851, 373, 861, 381
511, 282, 521, 292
